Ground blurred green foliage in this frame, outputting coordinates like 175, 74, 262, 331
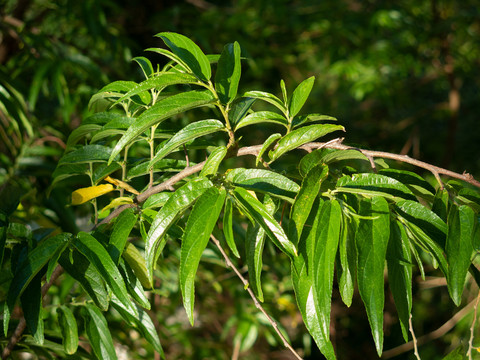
1, 0, 479, 359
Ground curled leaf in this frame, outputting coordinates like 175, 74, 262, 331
71, 184, 114, 205
104, 176, 140, 195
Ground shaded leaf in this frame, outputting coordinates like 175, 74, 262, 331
337, 214, 356, 307
57, 306, 78, 355
223, 197, 239, 258
21, 274, 44, 345
59, 144, 116, 165
83, 303, 117, 360
108, 208, 138, 264
123, 242, 151, 289
133, 56, 154, 78
228, 97, 256, 127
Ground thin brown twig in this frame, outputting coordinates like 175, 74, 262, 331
468, 289, 480, 360
1, 265, 64, 360
409, 314, 421, 360
209, 234, 303, 360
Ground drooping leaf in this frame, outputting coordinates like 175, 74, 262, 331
215, 41, 242, 104
379, 169, 436, 195
83, 303, 117, 360
233, 187, 296, 258
21, 274, 44, 345
108, 90, 216, 164
145, 177, 213, 281
71, 184, 114, 205
114, 72, 199, 106
313, 200, 342, 340
288, 76, 315, 118
149, 119, 226, 169
122, 242, 151, 290
74, 232, 137, 317
446, 205, 475, 305
256, 133, 282, 166
100, 197, 134, 213
104, 176, 139, 195
288, 164, 328, 245
156, 32, 212, 81
337, 213, 356, 307
242, 90, 286, 113
225, 168, 300, 202
133, 56, 154, 78
245, 195, 275, 302
356, 196, 390, 356
223, 196, 240, 258
200, 146, 228, 177
57, 306, 78, 355
234, 111, 288, 130
108, 208, 138, 264
180, 187, 226, 325
337, 173, 417, 201
269, 124, 345, 162
118, 259, 151, 310
387, 220, 413, 342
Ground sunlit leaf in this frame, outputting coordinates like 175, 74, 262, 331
223, 196, 239, 258
288, 76, 315, 118
71, 184, 114, 205
200, 146, 228, 177
215, 41, 241, 104
234, 111, 288, 130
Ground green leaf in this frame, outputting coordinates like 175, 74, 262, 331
133, 56, 154, 78
57, 306, 78, 355
242, 90, 286, 112
65, 124, 102, 148
4, 233, 71, 334
289, 76, 315, 118
292, 114, 338, 128
246, 195, 275, 302
313, 200, 342, 340
110, 301, 164, 358
108, 208, 138, 264
337, 173, 417, 201
215, 41, 241, 104
128, 159, 189, 179
113, 72, 199, 106
289, 164, 328, 245
446, 205, 475, 305
233, 187, 296, 258
223, 197, 240, 258
200, 146, 228, 177
21, 274, 44, 345
122, 242, 151, 290
74, 232, 137, 317
379, 169, 435, 195
117, 258, 150, 309
83, 303, 117, 360
149, 119, 226, 169
146, 177, 213, 281
356, 196, 390, 356
59, 144, 116, 165
432, 188, 449, 222
156, 32, 211, 81
256, 133, 282, 166
269, 124, 345, 162
142, 192, 172, 210
108, 90, 216, 164
337, 214, 356, 307
234, 111, 288, 131
291, 199, 336, 360
59, 251, 109, 310
146, 47, 191, 73
395, 200, 447, 248
225, 168, 300, 202
180, 187, 226, 325
46, 240, 69, 282
228, 97, 256, 127
280, 79, 288, 103
387, 220, 412, 342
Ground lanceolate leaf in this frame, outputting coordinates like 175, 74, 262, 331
83, 303, 117, 360
65, 124, 102, 148
21, 274, 44, 345
387, 220, 413, 342
145, 177, 213, 281
228, 97, 256, 127
234, 111, 288, 130
225, 168, 300, 202
60, 144, 116, 165
74, 232, 138, 317
114, 72, 199, 105
223, 197, 240, 258
71, 184, 114, 205
57, 306, 78, 355
180, 187, 226, 325
200, 146, 228, 177
256, 133, 282, 165
122, 242, 151, 290
337, 173, 417, 201
269, 124, 345, 162
379, 169, 436, 195
446, 205, 475, 305
242, 91, 286, 113
289, 76, 315, 118
337, 214, 356, 307
133, 56, 154, 78
246, 195, 275, 302
149, 119, 226, 169
313, 200, 342, 340
108, 206, 138, 264
215, 41, 242, 104
356, 196, 390, 356
108, 90, 216, 164
118, 259, 150, 309
288, 164, 328, 245
156, 32, 212, 81
233, 187, 297, 258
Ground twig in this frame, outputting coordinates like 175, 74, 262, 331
1, 265, 64, 360
409, 314, 421, 360
468, 289, 480, 360
209, 234, 303, 360
382, 298, 477, 359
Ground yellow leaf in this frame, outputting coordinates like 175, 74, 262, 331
71, 184, 114, 205
100, 197, 134, 213
104, 176, 140, 195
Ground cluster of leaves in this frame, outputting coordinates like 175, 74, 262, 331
1, 32, 480, 359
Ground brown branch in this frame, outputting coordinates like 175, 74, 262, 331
1, 265, 64, 360
209, 234, 303, 360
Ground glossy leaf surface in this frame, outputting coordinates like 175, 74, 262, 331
215, 41, 241, 104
